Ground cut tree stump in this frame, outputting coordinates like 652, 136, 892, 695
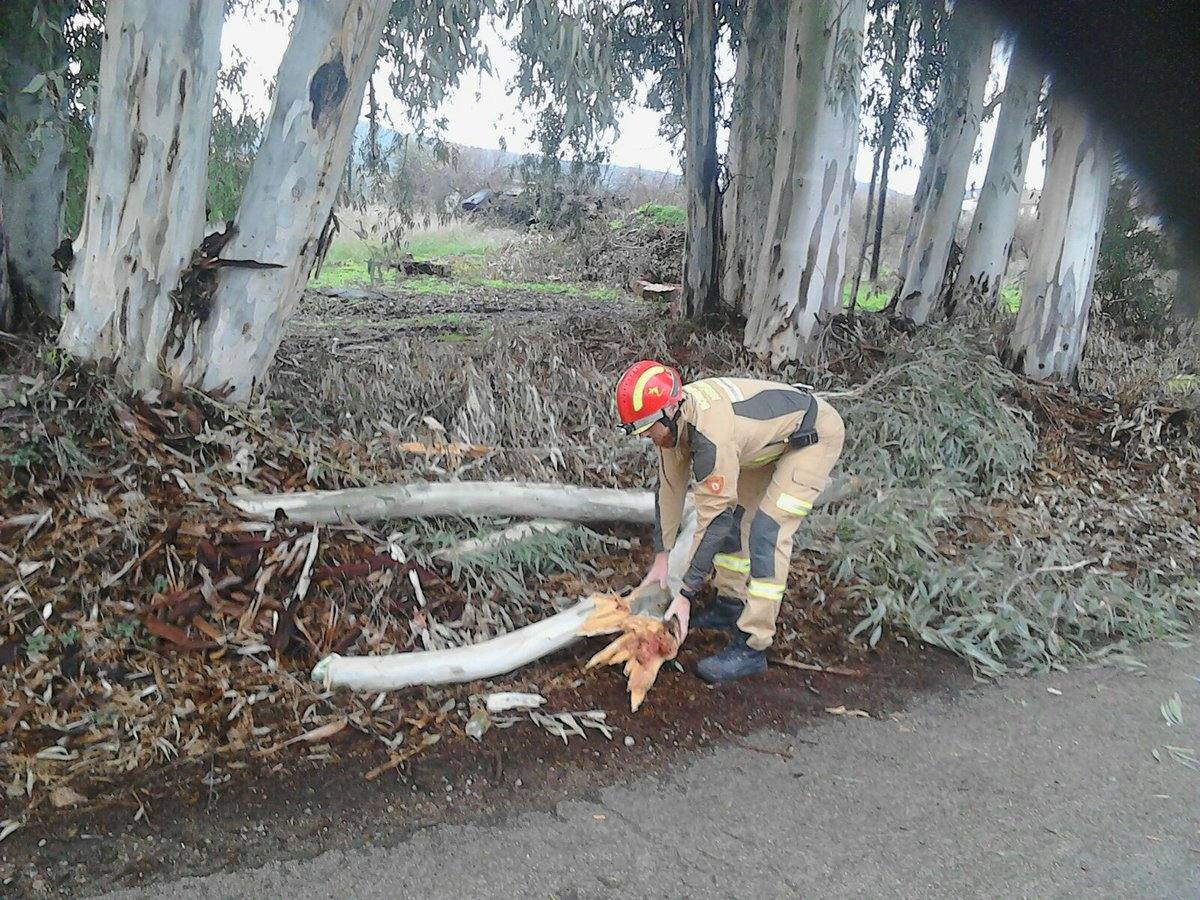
631, 278, 683, 315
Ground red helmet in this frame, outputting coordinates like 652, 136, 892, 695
615, 360, 683, 435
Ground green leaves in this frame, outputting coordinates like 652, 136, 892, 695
799, 326, 1197, 677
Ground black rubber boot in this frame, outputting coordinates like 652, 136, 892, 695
690, 595, 744, 632
695, 632, 768, 684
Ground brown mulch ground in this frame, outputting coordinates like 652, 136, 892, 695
2, 297, 1197, 895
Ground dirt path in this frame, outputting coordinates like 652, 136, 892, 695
104, 642, 1199, 899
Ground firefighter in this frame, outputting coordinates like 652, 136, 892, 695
615, 361, 845, 683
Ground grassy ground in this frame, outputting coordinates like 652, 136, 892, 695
311, 223, 1023, 317
839, 270, 1023, 314
310, 227, 620, 302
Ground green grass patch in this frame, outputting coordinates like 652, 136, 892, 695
309, 259, 375, 290
476, 277, 572, 295
1000, 283, 1021, 313
634, 202, 685, 227
841, 279, 890, 312
308, 235, 626, 301
401, 227, 508, 260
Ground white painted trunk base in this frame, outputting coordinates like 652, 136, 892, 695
952, 41, 1043, 312
895, 4, 995, 325
744, 0, 866, 363
1007, 90, 1113, 383
59, 0, 224, 384
181, 0, 390, 399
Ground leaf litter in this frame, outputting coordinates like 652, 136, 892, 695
1, 309, 1197, 812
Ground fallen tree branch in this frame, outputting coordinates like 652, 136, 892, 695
231, 482, 657, 526
312, 509, 698, 692
231, 476, 859, 526
313, 588, 671, 692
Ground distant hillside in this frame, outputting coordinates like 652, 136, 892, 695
351, 121, 680, 191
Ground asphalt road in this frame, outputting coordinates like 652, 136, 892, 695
108, 642, 1200, 900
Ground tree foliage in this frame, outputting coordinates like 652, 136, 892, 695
1093, 172, 1173, 330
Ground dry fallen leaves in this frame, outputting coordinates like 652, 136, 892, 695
49, 786, 87, 809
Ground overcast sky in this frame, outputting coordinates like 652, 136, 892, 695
221, 7, 1047, 197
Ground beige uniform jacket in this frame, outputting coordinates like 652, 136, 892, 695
653, 377, 817, 594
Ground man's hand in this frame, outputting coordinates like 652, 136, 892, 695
664, 593, 690, 643
639, 551, 670, 591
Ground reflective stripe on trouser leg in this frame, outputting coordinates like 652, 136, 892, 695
714, 554, 751, 574
711, 506, 749, 601
711, 553, 750, 600
741, 506, 805, 650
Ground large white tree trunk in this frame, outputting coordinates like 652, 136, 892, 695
895, 3, 995, 325
950, 40, 1043, 313
58, 0, 224, 383
744, 0, 867, 363
681, 0, 722, 319
1005, 90, 1113, 383
0, 0, 68, 319
720, 0, 783, 316
181, 0, 390, 399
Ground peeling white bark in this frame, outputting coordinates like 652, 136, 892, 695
951, 40, 1043, 312
744, 0, 867, 363
0, 1, 68, 319
184, 0, 390, 399
1006, 90, 1113, 383
58, 0, 224, 383
720, 0, 783, 315
681, 0, 722, 318
896, 3, 995, 325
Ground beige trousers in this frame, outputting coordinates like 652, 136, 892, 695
710, 398, 845, 650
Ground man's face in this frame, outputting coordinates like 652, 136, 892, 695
645, 404, 679, 448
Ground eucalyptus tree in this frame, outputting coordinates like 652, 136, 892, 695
1005, 88, 1114, 383
949, 36, 1043, 313
742, 0, 868, 362
895, 0, 996, 325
